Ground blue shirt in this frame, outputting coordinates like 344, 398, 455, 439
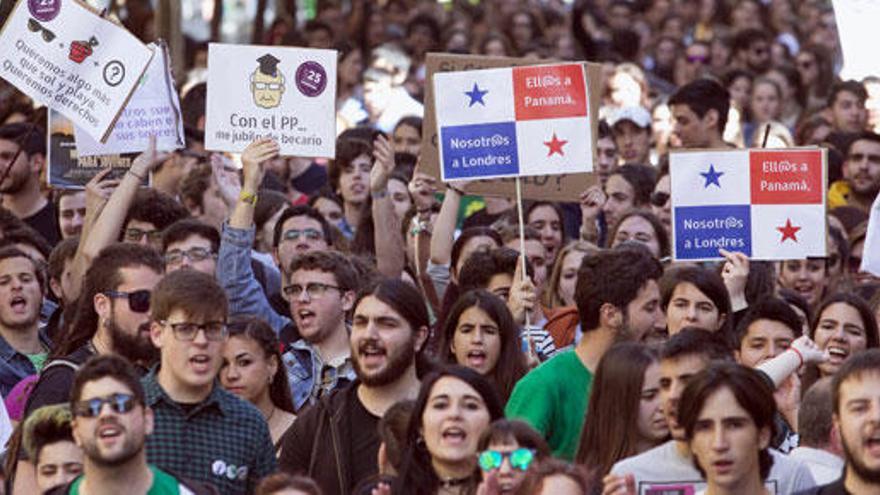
0, 328, 51, 397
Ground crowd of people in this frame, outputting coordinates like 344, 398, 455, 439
0, 0, 879, 494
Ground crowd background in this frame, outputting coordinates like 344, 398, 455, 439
0, 0, 879, 494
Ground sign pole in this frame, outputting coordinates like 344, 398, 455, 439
515, 177, 537, 361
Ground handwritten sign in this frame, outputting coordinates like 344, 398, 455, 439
421, 53, 601, 201
205, 43, 336, 158
74, 41, 184, 156
48, 109, 140, 189
0, 0, 153, 142
434, 62, 592, 181
671, 148, 826, 261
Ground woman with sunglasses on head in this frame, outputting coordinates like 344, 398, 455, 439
393, 365, 504, 495
220, 317, 295, 450
476, 419, 550, 494
576, 343, 667, 490
437, 290, 528, 403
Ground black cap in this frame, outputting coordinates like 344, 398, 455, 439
256, 53, 281, 77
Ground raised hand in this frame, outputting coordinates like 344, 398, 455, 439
371, 134, 395, 194
241, 138, 279, 190
130, 135, 170, 179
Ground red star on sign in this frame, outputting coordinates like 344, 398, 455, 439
544, 132, 568, 157
776, 218, 801, 243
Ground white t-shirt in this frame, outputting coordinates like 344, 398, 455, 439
611, 440, 816, 495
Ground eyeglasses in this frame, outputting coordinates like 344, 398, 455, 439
165, 247, 215, 265
281, 228, 323, 242
650, 191, 670, 207
253, 82, 283, 90
72, 393, 137, 418
27, 18, 56, 42
161, 321, 228, 341
124, 228, 163, 244
283, 282, 342, 299
104, 290, 151, 313
478, 448, 536, 472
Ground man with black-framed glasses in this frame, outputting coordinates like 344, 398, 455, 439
45, 354, 215, 494
144, 269, 275, 494
161, 219, 220, 276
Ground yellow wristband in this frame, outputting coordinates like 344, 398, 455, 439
239, 191, 258, 205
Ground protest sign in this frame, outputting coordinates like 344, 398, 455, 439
671, 148, 826, 261
205, 43, 337, 158
74, 41, 184, 156
48, 110, 141, 188
433, 62, 592, 181
832, 0, 880, 81
861, 192, 880, 276
421, 53, 600, 201
0, 0, 154, 142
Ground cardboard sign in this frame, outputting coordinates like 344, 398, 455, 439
421, 53, 601, 201
74, 41, 184, 156
832, 0, 880, 81
0, 0, 153, 142
671, 148, 827, 261
434, 62, 592, 181
205, 43, 337, 158
861, 192, 880, 276
48, 109, 141, 188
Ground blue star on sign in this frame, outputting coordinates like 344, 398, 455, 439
464, 83, 488, 107
700, 164, 724, 188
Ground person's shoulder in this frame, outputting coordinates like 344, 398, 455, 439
215, 387, 267, 422
612, 441, 674, 473
770, 448, 811, 472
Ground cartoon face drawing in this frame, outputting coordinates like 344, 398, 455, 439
251, 54, 285, 109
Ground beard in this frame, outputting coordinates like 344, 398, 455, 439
0, 166, 29, 195
107, 317, 158, 365
352, 334, 416, 387
842, 430, 880, 484
81, 419, 142, 467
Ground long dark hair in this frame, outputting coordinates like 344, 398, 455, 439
227, 317, 295, 414
393, 365, 504, 495
437, 290, 528, 403
576, 343, 663, 481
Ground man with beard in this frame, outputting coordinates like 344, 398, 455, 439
46, 354, 214, 494
506, 247, 666, 460
0, 246, 50, 396
14, 243, 164, 495
0, 123, 60, 246
840, 132, 880, 214
279, 278, 428, 494
796, 349, 880, 494
145, 270, 274, 495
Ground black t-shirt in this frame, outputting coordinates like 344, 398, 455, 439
349, 391, 381, 488
23, 199, 60, 247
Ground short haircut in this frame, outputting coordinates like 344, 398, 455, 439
731, 28, 770, 54
829, 80, 868, 108
610, 164, 656, 207
734, 297, 802, 347
47, 236, 79, 282
661, 328, 734, 363
327, 137, 372, 194
798, 377, 834, 448
450, 226, 502, 275
679, 363, 776, 481
575, 247, 662, 331
406, 13, 440, 40
255, 474, 321, 495
1, 226, 51, 261
458, 247, 533, 293
180, 82, 207, 131
161, 219, 220, 253
669, 79, 731, 134
353, 278, 429, 337
477, 419, 551, 458
150, 269, 228, 323
844, 131, 880, 157
832, 348, 880, 414
124, 189, 190, 232
22, 404, 74, 463
0, 245, 45, 291
70, 354, 146, 407
179, 163, 212, 211
377, 399, 414, 473
0, 123, 45, 156
272, 205, 333, 247
288, 250, 358, 291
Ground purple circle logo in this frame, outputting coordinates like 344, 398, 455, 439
28, 0, 61, 22
295, 61, 327, 97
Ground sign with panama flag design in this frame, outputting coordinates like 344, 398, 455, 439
671, 148, 827, 261
433, 62, 593, 181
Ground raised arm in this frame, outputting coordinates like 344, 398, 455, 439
429, 181, 468, 266
370, 135, 405, 279
229, 138, 278, 230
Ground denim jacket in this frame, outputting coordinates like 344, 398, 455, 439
0, 329, 51, 397
282, 339, 356, 413
217, 222, 291, 334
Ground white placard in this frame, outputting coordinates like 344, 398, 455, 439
861, 192, 880, 276
833, 0, 880, 81
205, 43, 336, 158
0, 0, 154, 142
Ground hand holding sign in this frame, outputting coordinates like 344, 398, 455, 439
241, 138, 280, 190
130, 135, 170, 181
84, 168, 119, 214
719, 248, 749, 311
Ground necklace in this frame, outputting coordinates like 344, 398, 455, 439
266, 405, 277, 423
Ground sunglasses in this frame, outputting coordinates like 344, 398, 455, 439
104, 290, 151, 313
650, 191, 670, 207
478, 448, 536, 472
686, 55, 709, 65
72, 393, 137, 418
27, 18, 56, 42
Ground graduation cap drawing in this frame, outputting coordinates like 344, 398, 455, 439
257, 54, 281, 77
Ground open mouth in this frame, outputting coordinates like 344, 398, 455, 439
190, 354, 212, 373
359, 342, 387, 366
466, 349, 487, 368
441, 426, 467, 444
9, 296, 26, 312
98, 423, 123, 440
296, 309, 315, 326
827, 346, 849, 362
